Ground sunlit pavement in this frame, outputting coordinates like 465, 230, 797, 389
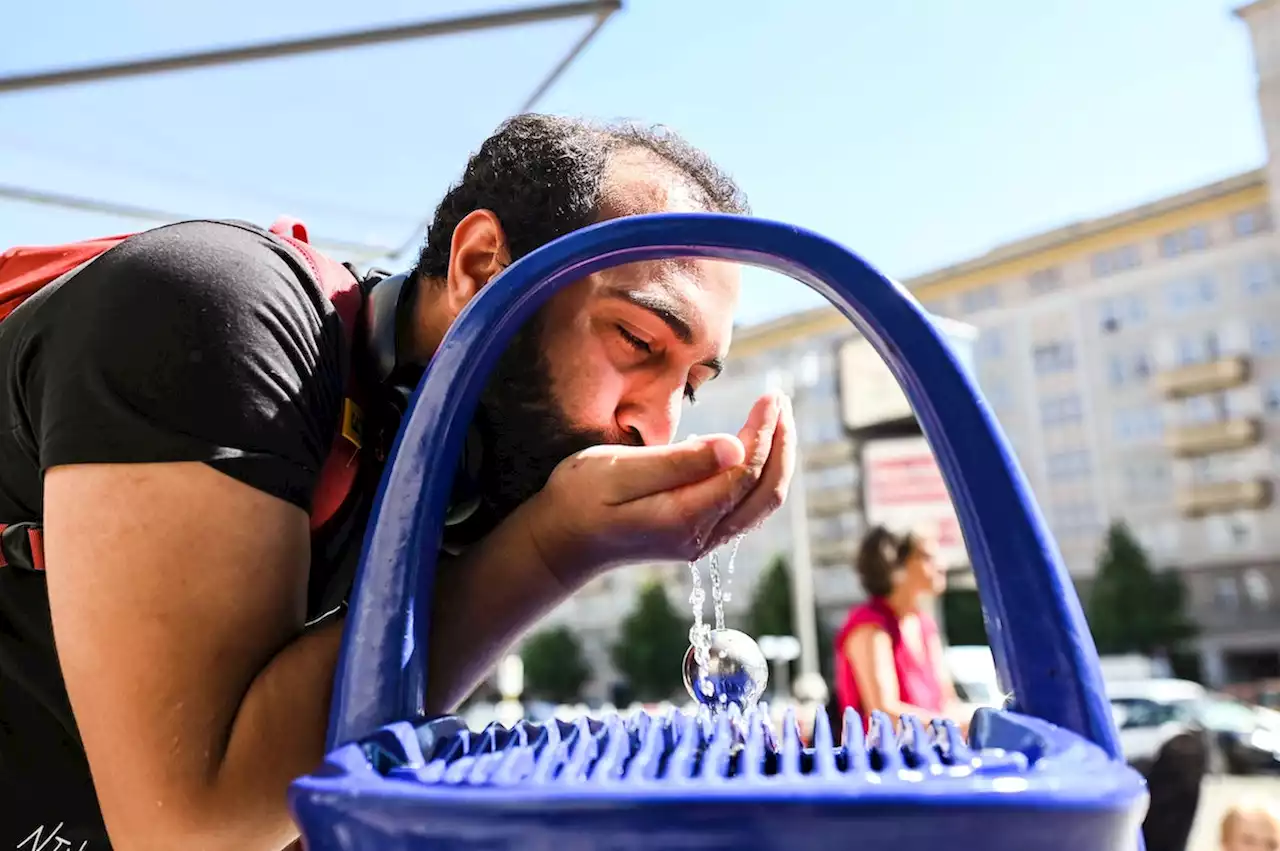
1187, 776, 1280, 851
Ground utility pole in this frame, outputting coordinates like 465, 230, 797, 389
766, 353, 823, 679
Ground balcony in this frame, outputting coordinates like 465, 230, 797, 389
804, 439, 856, 469
807, 485, 858, 516
1166, 417, 1263, 457
812, 540, 854, 567
1155, 356, 1251, 399
1176, 479, 1274, 517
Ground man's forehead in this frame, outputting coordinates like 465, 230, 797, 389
600, 262, 737, 355
599, 148, 709, 218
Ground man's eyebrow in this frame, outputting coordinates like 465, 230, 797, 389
610, 288, 695, 344
605, 288, 724, 378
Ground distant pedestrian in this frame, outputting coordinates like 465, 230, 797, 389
1220, 799, 1279, 851
1141, 728, 1208, 851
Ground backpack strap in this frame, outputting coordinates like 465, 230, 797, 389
266, 218, 367, 534
0, 235, 134, 322
0, 523, 45, 571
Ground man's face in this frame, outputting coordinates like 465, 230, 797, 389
473, 175, 741, 520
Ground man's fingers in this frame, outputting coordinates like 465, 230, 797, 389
588, 435, 745, 505
708, 394, 796, 543
618, 465, 742, 559
737, 393, 780, 475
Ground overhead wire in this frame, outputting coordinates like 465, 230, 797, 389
0, 1, 622, 263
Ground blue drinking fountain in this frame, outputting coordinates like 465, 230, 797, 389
290, 213, 1149, 850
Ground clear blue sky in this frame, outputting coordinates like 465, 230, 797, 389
0, 0, 1266, 325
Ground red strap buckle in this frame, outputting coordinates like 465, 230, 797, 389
269, 217, 310, 244
0, 522, 44, 571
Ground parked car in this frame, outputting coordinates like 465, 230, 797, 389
1107, 678, 1280, 775
1108, 679, 1209, 774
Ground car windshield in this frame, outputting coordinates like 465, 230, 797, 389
1110, 698, 1186, 728
1183, 697, 1257, 733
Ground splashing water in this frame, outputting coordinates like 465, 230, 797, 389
687, 534, 753, 705
687, 561, 712, 696
708, 534, 744, 631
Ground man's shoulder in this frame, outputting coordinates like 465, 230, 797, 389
110, 219, 328, 297
54, 218, 348, 344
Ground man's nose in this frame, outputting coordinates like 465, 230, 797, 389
616, 387, 683, 446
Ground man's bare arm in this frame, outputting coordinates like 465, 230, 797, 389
45, 461, 567, 850
45, 462, 342, 851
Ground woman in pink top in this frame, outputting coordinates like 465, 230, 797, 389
834, 526, 972, 734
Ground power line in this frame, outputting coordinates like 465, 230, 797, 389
0, 1, 620, 95
388, 7, 618, 259
1, 1, 623, 261
0, 183, 397, 259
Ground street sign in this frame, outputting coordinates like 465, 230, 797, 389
862, 436, 967, 568
837, 315, 976, 432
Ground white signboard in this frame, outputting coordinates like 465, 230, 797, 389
838, 337, 911, 430
837, 316, 977, 432
862, 436, 967, 568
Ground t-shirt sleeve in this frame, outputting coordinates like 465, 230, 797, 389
23, 220, 345, 510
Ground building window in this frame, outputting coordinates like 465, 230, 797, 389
1242, 258, 1279, 297
1033, 341, 1076, 374
1097, 294, 1146, 333
1028, 267, 1063, 295
1040, 394, 1083, 427
1208, 516, 1257, 553
1177, 394, 1225, 427
1213, 576, 1240, 612
811, 512, 861, 544
1243, 568, 1273, 610
1091, 245, 1142, 278
1232, 206, 1272, 238
1165, 275, 1217, 314
1175, 330, 1223, 366
1046, 449, 1091, 479
1052, 502, 1100, 540
1107, 348, 1152, 387
959, 285, 1000, 314
808, 462, 858, 490
1158, 224, 1211, 258
1113, 407, 1163, 443
1266, 379, 1280, 414
1122, 459, 1170, 500
1107, 355, 1125, 387
1252, 320, 1279, 355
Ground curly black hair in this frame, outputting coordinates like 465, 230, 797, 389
411, 114, 750, 282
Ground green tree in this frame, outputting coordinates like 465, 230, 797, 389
611, 582, 691, 701
520, 625, 592, 704
747, 554, 796, 639
1087, 521, 1196, 656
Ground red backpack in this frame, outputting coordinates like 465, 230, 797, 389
0, 218, 370, 573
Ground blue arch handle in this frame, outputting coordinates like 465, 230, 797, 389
326, 212, 1120, 761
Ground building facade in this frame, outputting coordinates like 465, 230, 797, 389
534, 1, 1280, 696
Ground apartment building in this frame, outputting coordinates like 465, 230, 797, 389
534, 1, 1280, 694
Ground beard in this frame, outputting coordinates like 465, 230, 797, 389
471, 309, 624, 522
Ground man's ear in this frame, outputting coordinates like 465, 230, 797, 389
443, 209, 512, 318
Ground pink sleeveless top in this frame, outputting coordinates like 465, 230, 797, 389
834, 597, 944, 724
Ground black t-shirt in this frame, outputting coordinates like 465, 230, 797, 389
0, 220, 380, 848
